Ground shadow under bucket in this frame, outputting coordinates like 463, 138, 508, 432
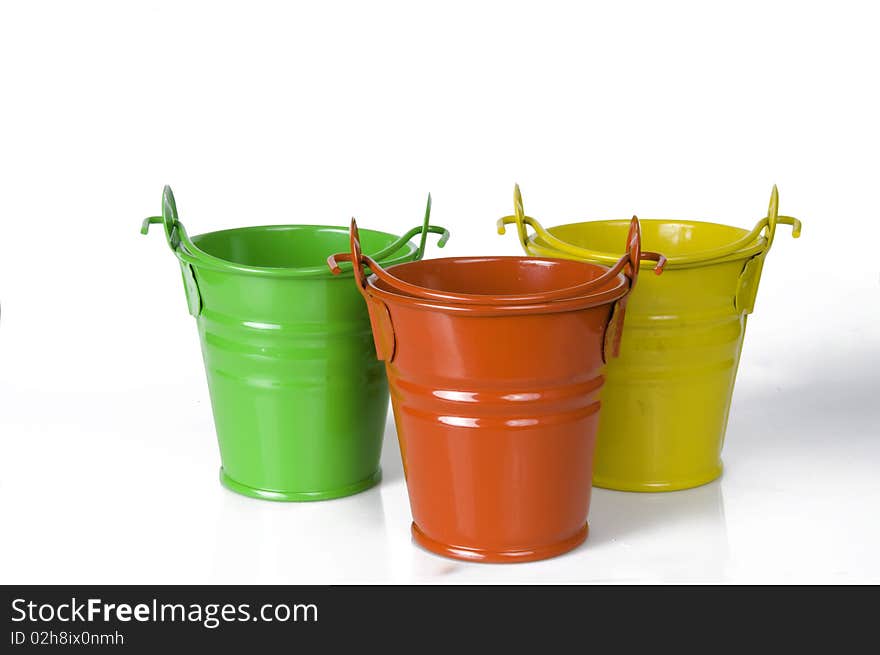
142, 186, 449, 501
329, 217, 665, 562
498, 185, 801, 492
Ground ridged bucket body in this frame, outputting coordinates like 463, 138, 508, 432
178, 225, 429, 501
519, 218, 781, 491
591, 255, 748, 490
145, 188, 450, 501
355, 256, 633, 561
190, 254, 389, 501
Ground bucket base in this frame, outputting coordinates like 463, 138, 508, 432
593, 462, 723, 492
411, 522, 589, 564
219, 468, 382, 502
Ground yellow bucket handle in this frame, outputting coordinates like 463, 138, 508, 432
498, 184, 801, 268
734, 186, 802, 314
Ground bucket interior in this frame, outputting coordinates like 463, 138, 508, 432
378, 257, 618, 297
191, 225, 414, 269
544, 220, 755, 259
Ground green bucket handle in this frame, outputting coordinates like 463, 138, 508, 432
140, 186, 202, 317
498, 184, 801, 269
142, 186, 450, 278
140, 185, 182, 250
368, 193, 450, 261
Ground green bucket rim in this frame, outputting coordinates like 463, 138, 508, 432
142, 186, 449, 279
185, 223, 424, 278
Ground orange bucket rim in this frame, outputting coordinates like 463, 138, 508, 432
364, 256, 632, 314
328, 217, 666, 314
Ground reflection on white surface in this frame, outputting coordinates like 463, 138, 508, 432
210, 484, 390, 584
588, 483, 730, 582
208, 412, 404, 584
404, 480, 729, 583
718, 340, 880, 583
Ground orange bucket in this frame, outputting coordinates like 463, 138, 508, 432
328, 218, 665, 562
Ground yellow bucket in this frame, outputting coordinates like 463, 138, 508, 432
498, 185, 801, 491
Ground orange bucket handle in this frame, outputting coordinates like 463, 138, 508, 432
602, 217, 668, 361
623, 214, 668, 290
328, 218, 665, 307
326, 220, 398, 361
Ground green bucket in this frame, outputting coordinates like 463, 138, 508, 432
142, 186, 449, 501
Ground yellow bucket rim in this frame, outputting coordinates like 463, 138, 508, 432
498, 185, 802, 271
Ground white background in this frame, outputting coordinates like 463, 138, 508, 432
1, 0, 878, 583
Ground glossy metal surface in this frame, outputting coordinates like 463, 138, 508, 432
142, 186, 449, 501
329, 218, 662, 562
498, 185, 801, 491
